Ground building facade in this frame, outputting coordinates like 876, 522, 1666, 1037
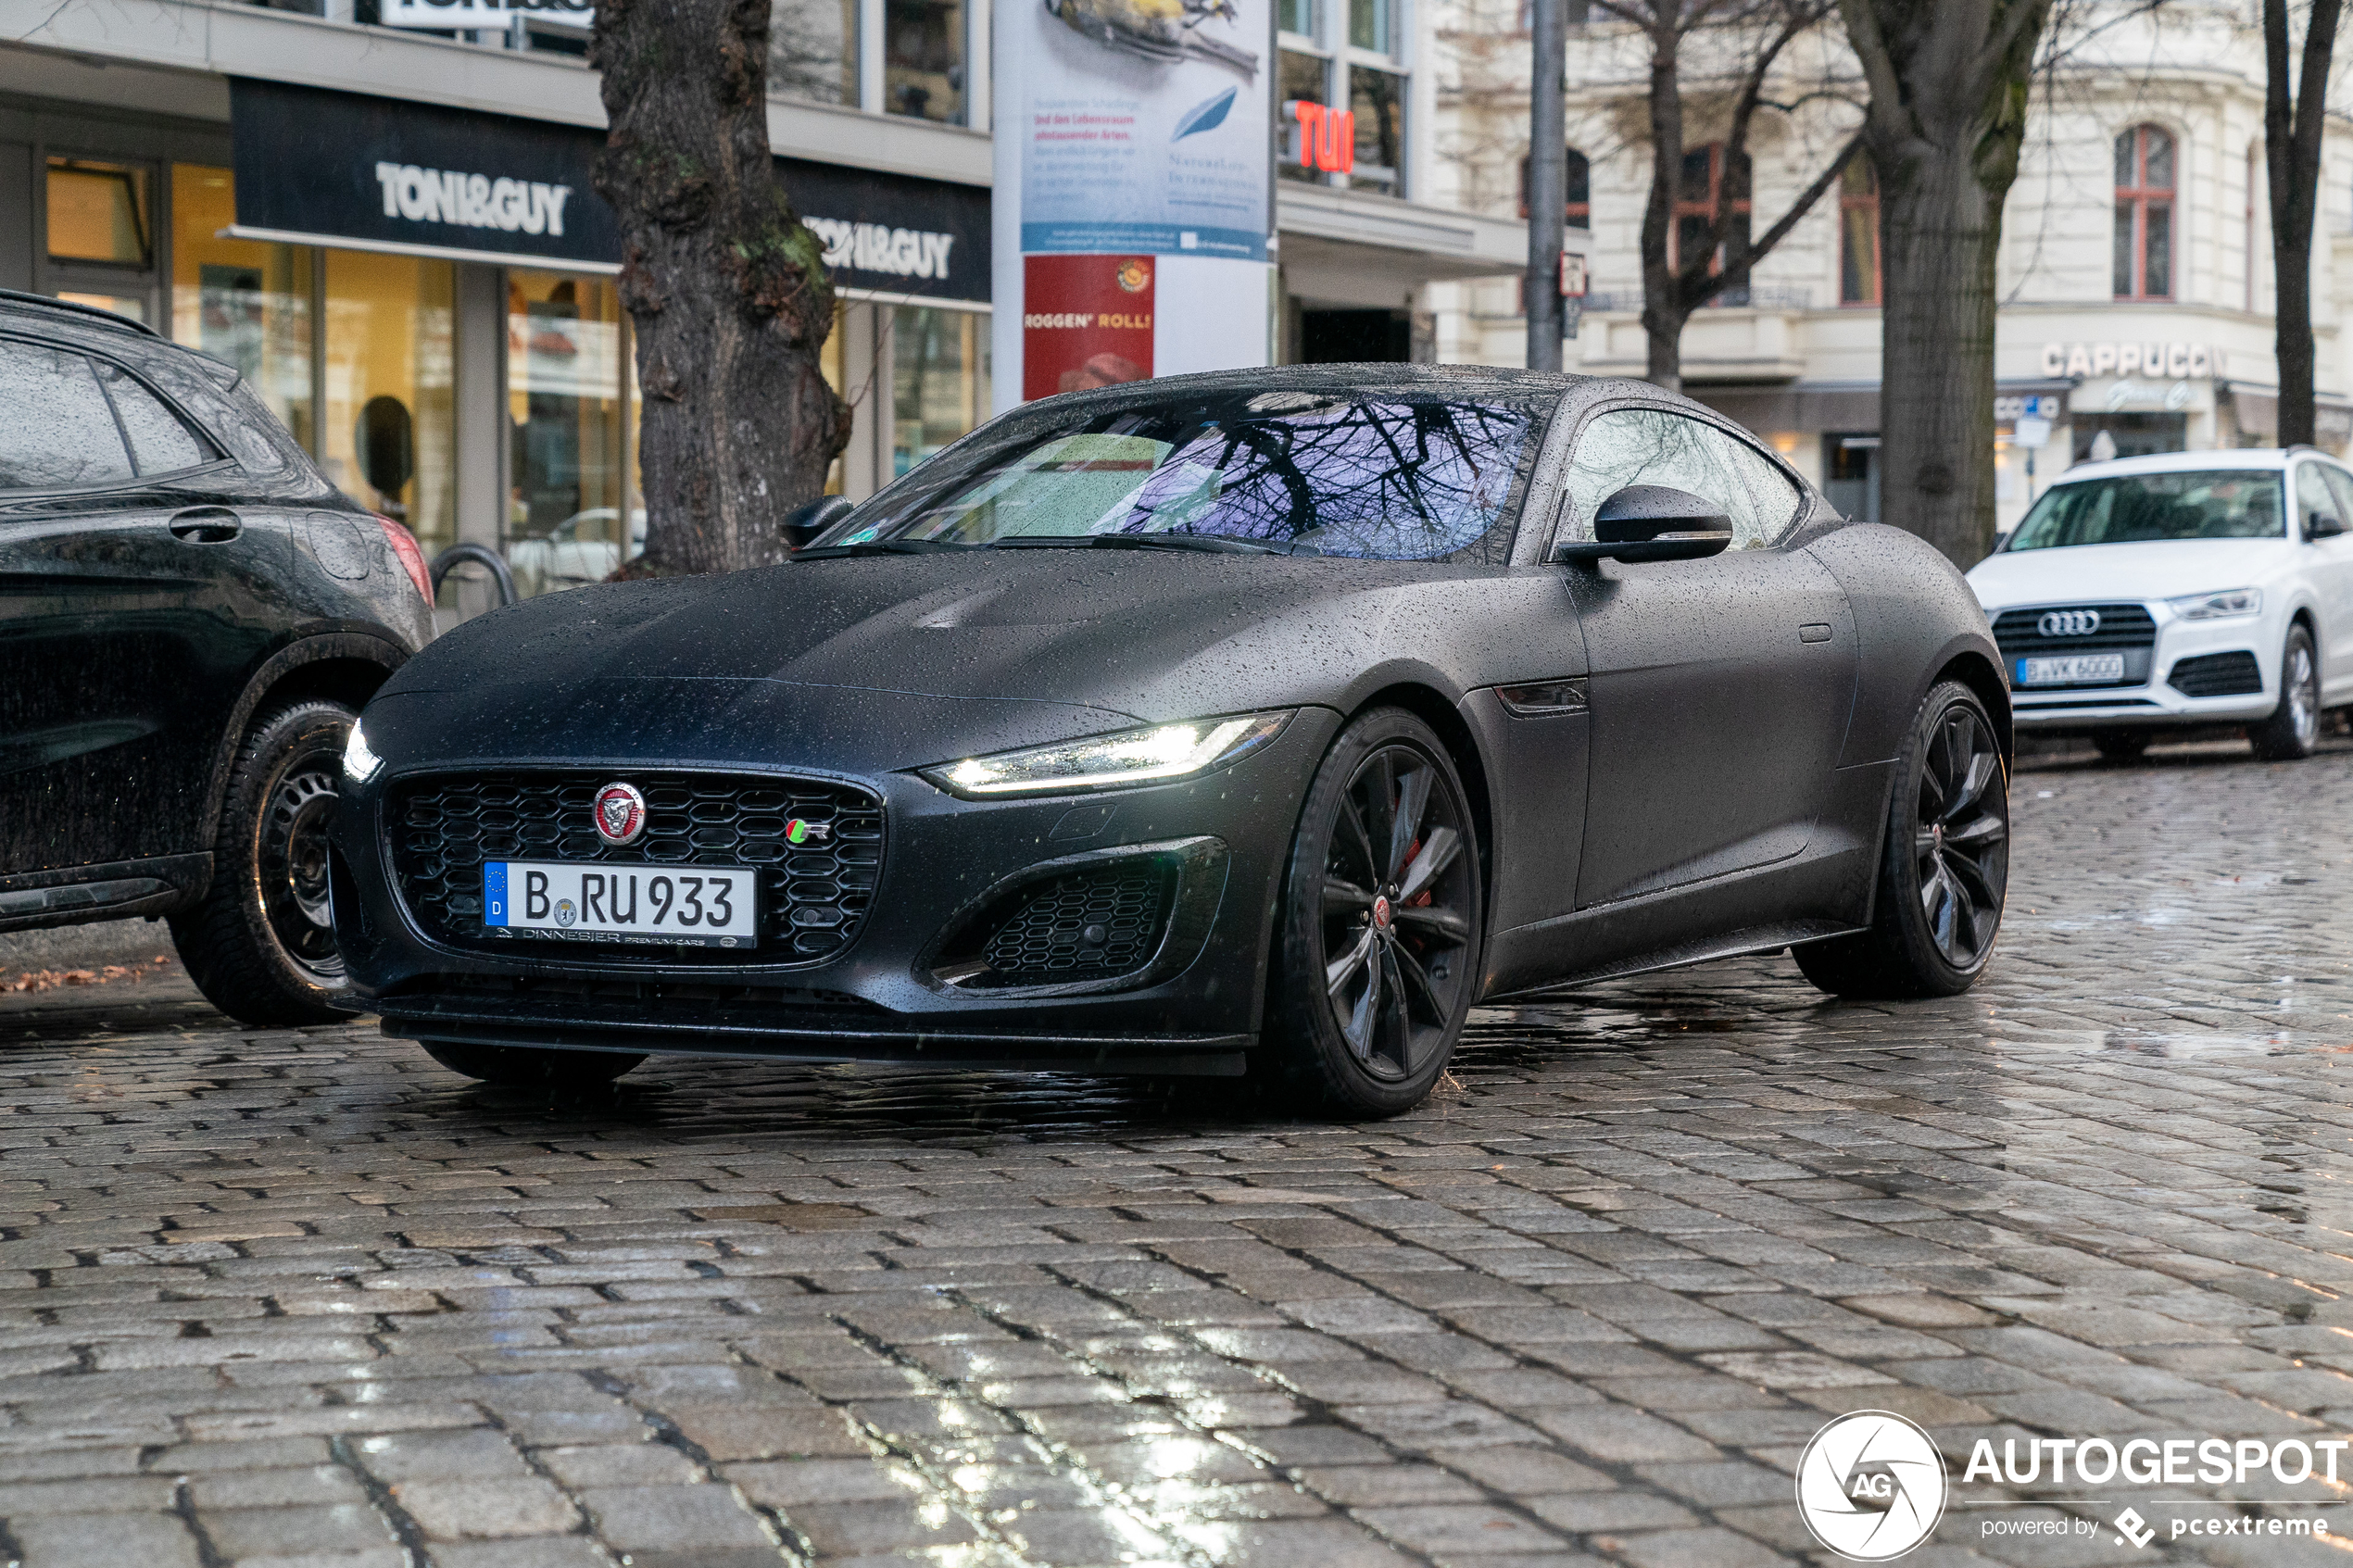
1427, 0, 2353, 533
1, 0, 1520, 610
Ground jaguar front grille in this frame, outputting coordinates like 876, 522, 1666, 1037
385, 771, 883, 965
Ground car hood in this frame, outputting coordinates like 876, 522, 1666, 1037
1967, 536, 2297, 609
371, 550, 1431, 772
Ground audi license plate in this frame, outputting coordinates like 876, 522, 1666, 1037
484, 861, 757, 947
2016, 654, 2125, 686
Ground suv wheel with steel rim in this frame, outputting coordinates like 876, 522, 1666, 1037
2249, 623, 2321, 761
170, 698, 357, 1026
1796, 681, 2009, 999
1262, 709, 1483, 1116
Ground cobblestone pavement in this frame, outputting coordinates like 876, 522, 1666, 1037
8, 739, 2353, 1568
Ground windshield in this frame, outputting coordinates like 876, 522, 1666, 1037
2007, 470, 2286, 551
831, 391, 1545, 562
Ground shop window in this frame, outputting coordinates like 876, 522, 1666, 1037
507, 271, 633, 596
821, 299, 847, 496
1348, 64, 1404, 195
169, 165, 316, 453
1516, 147, 1591, 227
47, 159, 150, 268
885, 0, 964, 123
890, 306, 988, 477
1839, 157, 1879, 306
1670, 144, 1750, 291
321, 252, 455, 559
773, 0, 859, 105
2114, 124, 2174, 301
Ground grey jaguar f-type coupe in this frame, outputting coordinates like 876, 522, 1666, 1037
328, 366, 2010, 1115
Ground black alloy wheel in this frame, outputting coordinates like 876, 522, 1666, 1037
2250, 623, 2322, 761
1265, 709, 1483, 1115
1796, 681, 2008, 999
171, 699, 360, 1026
261, 758, 343, 982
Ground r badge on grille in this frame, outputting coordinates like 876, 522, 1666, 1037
786, 817, 833, 846
593, 782, 648, 846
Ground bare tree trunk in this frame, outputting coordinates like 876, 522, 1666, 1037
1841, 0, 2048, 569
591, 0, 850, 578
2263, 0, 2343, 449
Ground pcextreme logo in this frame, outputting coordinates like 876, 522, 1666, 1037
1796, 1411, 1949, 1562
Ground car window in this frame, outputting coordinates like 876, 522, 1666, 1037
2007, 470, 2285, 549
0, 340, 135, 490
1562, 408, 1788, 548
2298, 463, 2347, 537
135, 356, 289, 475
94, 360, 210, 477
844, 391, 1544, 563
2321, 465, 2353, 530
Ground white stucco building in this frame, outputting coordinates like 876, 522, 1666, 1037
1425, 0, 2353, 532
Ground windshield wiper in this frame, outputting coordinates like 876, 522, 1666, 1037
989, 533, 1296, 557
794, 539, 975, 559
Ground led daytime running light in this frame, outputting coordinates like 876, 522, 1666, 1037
925, 712, 1290, 798
343, 720, 383, 783
2167, 587, 2261, 621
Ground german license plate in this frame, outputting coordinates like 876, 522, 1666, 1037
2017, 654, 2125, 686
484, 861, 757, 947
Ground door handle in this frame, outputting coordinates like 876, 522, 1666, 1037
168, 508, 241, 544
1799, 623, 1832, 643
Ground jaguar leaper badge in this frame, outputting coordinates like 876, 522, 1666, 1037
786, 818, 832, 846
593, 782, 648, 846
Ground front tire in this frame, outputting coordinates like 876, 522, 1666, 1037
1260, 709, 1483, 1117
170, 698, 357, 1026
2249, 624, 2321, 761
1796, 681, 2009, 999
419, 1040, 646, 1088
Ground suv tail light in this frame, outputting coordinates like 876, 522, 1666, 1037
376, 515, 433, 602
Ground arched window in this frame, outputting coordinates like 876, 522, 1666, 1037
1517, 146, 1592, 229
2115, 125, 2174, 300
1838, 158, 1879, 306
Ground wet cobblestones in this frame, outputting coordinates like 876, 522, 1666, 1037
4, 741, 2353, 1564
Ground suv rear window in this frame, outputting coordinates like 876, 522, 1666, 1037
2007, 470, 2285, 551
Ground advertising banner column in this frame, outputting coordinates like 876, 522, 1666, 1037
992, 0, 1276, 412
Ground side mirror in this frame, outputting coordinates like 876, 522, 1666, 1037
782, 495, 854, 551
1551, 484, 1734, 566
2306, 511, 2347, 542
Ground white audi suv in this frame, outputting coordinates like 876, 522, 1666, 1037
1967, 447, 2353, 760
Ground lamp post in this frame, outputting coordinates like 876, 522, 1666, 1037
1524, 0, 1567, 370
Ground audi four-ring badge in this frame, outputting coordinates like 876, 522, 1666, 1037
330, 367, 2012, 1113
1969, 445, 2353, 762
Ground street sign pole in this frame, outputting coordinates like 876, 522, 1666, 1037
1524, 0, 1565, 371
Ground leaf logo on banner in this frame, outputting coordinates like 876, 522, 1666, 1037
1173, 85, 1239, 141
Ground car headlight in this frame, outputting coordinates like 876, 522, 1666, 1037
922, 711, 1291, 798
343, 720, 383, 783
2167, 588, 2261, 621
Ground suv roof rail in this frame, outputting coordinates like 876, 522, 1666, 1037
0, 287, 160, 337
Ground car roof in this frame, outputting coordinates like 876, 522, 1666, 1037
2050, 447, 2330, 484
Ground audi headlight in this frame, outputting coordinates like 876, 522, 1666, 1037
922, 711, 1291, 799
2167, 588, 2261, 621
342, 720, 383, 783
